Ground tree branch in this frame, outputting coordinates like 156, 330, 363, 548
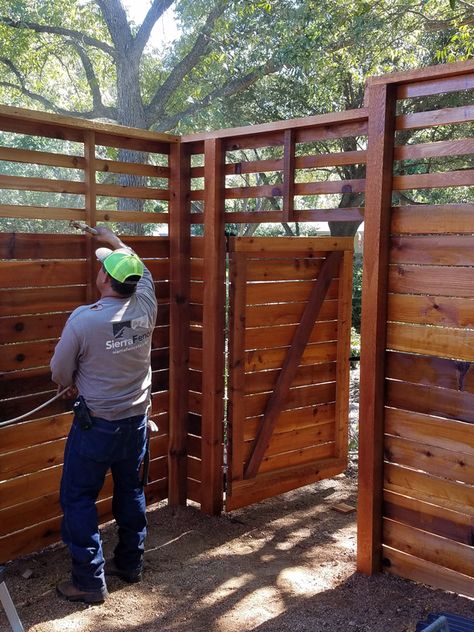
134, 0, 174, 56
0, 57, 116, 119
69, 40, 108, 113
145, 0, 227, 125
95, 0, 132, 53
0, 15, 115, 57
152, 59, 279, 131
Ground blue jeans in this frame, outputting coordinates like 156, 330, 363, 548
60, 413, 148, 593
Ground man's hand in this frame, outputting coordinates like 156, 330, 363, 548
57, 385, 78, 399
94, 226, 127, 251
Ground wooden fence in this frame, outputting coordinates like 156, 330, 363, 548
0, 59, 473, 599
358, 60, 474, 597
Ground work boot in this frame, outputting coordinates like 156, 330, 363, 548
106, 558, 142, 584
56, 580, 107, 604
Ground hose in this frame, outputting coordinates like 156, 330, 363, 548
0, 387, 70, 428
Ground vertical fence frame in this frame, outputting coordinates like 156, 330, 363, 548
357, 81, 397, 574
169, 141, 191, 506
200, 138, 226, 515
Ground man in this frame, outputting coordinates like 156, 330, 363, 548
51, 226, 157, 604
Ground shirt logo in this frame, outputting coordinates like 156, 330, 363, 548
112, 316, 150, 339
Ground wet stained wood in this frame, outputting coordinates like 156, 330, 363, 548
244, 362, 337, 394
245, 320, 338, 350
393, 170, 474, 191
0, 260, 87, 288
0, 392, 70, 424
387, 322, 474, 362
0, 286, 87, 317
384, 407, 474, 454
388, 264, 474, 298
386, 379, 474, 424
245, 257, 324, 281
0, 367, 57, 399
384, 434, 474, 485
0, 233, 86, 259
244, 382, 336, 419
245, 300, 338, 327
226, 458, 345, 511
382, 545, 474, 599
385, 351, 474, 394
244, 409, 335, 441
0, 312, 69, 344
357, 81, 396, 576
245, 341, 337, 372
243, 420, 335, 454
387, 294, 474, 328
384, 462, 474, 514
383, 518, 474, 578
396, 72, 474, 98
394, 137, 474, 161
390, 235, 474, 266
383, 489, 474, 545
246, 280, 339, 304
244, 251, 343, 479
391, 204, 474, 235
396, 105, 474, 131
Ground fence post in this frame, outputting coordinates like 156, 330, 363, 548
169, 141, 191, 506
357, 80, 396, 574
84, 130, 97, 303
201, 138, 226, 515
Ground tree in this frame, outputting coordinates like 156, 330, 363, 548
0, 0, 471, 235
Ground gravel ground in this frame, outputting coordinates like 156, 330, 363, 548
1, 368, 473, 632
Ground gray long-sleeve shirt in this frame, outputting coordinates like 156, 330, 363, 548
50, 267, 157, 420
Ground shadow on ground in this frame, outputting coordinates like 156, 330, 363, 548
1, 473, 472, 632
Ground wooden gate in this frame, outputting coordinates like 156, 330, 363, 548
226, 237, 354, 510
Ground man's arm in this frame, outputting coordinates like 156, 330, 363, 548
50, 322, 80, 388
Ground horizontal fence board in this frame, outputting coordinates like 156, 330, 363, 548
383, 518, 474, 578
0, 204, 87, 221
1, 338, 60, 372
244, 405, 335, 440
384, 434, 474, 485
0, 286, 87, 317
245, 320, 338, 350
0, 234, 86, 260
393, 169, 474, 191
0, 413, 72, 454
396, 73, 474, 99
0, 367, 57, 399
244, 362, 337, 394
390, 236, 474, 266
388, 265, 474, 298
387, 322, 474, 362
245, 300, 338, 327
0, 146, 84, 169
387, 293, 474, 328
0, 438, 66, 480
391, 204, 474, 235
396, 105, 474, 131
243, 420, 334, 455
384, 489, 474, 546
245, 258, 324, 281
0, 312, 70, 344
254, 441, 335, 475
387, 379, 474, 424
385, 462, 474, 514
95, 183, 169, 200
386, 351, 474, 394
226, 458, 345, 511
246, 280, 339, 305
95, 158, 170, 178
244, 382, 336, 419
394, 137, 474, 161
245, 341, 338, 372
382, 545, 474, 598
0, 174, 85, 194
0, 392, 70, 424
230, 236, 354, 254
385, 406, 474, 454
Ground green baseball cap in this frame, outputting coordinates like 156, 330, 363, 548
96, 247, 144, 283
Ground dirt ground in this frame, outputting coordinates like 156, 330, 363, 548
2, 371, 473, 631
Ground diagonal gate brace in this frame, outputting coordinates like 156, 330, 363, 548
244, 250, 343, 479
